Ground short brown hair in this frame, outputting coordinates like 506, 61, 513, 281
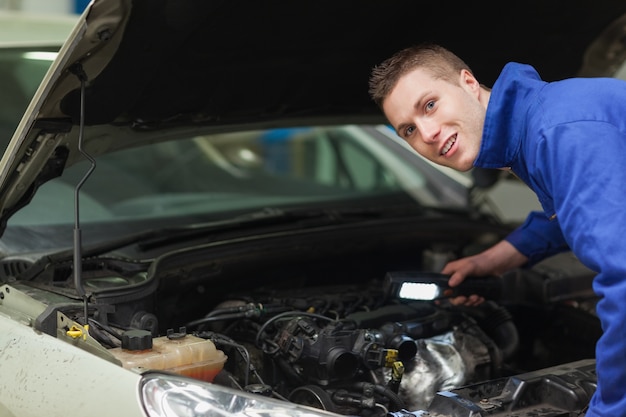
368, 43, 473, 108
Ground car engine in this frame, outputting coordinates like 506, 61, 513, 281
191, 284, 517, 414
5, 223, 601, 417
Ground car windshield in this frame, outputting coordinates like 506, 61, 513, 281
8, 125, 469, 229
0, 45, 60, 146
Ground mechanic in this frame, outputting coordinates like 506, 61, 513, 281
368, 42, 626, 417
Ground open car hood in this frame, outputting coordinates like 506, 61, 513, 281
0, 0, 625, 234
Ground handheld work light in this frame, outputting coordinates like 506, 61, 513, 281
383, 271, 502, 301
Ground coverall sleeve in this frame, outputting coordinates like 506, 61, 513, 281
504, 210, 569, 265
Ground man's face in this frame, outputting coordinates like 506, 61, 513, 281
382, 67, 486, 172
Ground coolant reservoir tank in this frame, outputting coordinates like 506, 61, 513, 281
109, 328, 227, 382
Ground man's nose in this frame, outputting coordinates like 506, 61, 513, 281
415, 118, 439, 143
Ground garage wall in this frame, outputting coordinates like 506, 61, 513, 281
1, 0, 89, 15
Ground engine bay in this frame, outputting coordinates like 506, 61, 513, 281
3, 223, 601, 417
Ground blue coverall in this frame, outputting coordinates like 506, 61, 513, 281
474, 62, 626, 417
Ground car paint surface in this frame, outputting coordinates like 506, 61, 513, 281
0, 294, 143, 416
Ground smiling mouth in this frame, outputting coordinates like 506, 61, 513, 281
441, 135, 457, 156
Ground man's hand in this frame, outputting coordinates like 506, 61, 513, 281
441, 240, 528, 306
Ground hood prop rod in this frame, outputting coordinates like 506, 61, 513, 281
70, 63, 95, 326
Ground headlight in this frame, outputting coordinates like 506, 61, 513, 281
140, 372, 341, 417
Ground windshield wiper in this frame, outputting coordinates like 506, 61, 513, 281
136, 206, 386, 251
27, 206, 388, 272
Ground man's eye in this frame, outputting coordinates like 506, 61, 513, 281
404, 126, 415, 137
425, 100, 435, 111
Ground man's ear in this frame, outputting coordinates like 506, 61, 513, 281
459, 69, 480, 95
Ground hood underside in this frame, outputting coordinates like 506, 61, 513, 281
57, 0, 626, 128
0, 0, 625, 233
